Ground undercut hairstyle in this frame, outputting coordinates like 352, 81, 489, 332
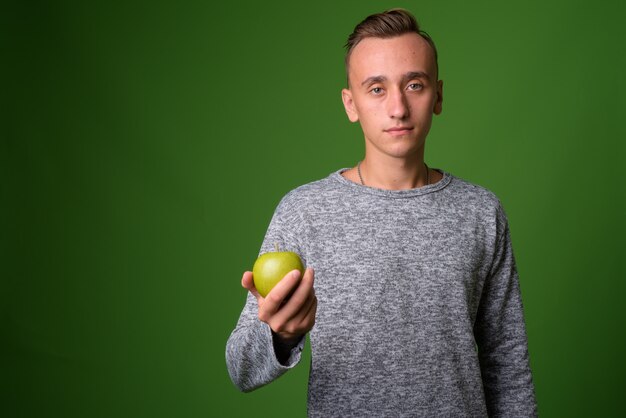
344, 8, 439, 84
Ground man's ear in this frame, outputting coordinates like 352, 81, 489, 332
341, 88, 359, 122
433, 80, 443, 115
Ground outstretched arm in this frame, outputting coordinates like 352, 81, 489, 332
226, 268, 316, 392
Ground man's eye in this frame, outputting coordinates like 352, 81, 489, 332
408, 83, 423, 91
371, 87, 383, 95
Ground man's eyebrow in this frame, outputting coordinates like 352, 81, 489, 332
404, 71, 430, 81
361, 75, 386, 87
360, 71, 432, 87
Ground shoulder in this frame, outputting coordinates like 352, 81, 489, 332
442, 173, 511, 236
274, 171, 345, 213
445, 173, 504, 213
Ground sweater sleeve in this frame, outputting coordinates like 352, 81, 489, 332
225, 293, 306, 392
474, 204, 538, 417
225, 192, 306, 392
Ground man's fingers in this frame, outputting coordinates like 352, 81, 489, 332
283, 267, 314, 302
262, 269, 302, 311
271, 283, 317, 335
241, 271, 262, 302
267, 268, 316, 330
257, 267, 316, 333
297, 293, 317, 330
302, 267, 315, 287
287, 287, 317, 327
286, 267, 315, 313
241, 271, 253, 288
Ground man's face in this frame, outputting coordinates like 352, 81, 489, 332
342, 33, 443, 160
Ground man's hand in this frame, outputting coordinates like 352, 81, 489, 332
242, 267, 317, 344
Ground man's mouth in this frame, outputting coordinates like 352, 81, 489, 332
385, 126, 414, 135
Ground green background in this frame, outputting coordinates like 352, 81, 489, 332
3, 0, 624, 417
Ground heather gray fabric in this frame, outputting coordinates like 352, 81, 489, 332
226, 168, 537, 417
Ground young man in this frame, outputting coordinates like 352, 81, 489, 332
226, 9, 537, 417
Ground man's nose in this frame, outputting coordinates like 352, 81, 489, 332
387, 89, 410, 119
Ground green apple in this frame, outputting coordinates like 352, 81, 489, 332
253, 245, 304, 298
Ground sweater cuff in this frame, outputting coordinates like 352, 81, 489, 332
266, 326, 305, 368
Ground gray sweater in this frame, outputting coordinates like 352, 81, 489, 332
226, 168, 537, 417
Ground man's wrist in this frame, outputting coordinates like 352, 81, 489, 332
274, 331, 302, 347
271, 331, 304, 365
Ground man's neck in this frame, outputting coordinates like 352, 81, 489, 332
340, 148, 438, 190
359, 156, 429, 190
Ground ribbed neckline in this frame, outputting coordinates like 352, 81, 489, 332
331, 167, 452, 199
